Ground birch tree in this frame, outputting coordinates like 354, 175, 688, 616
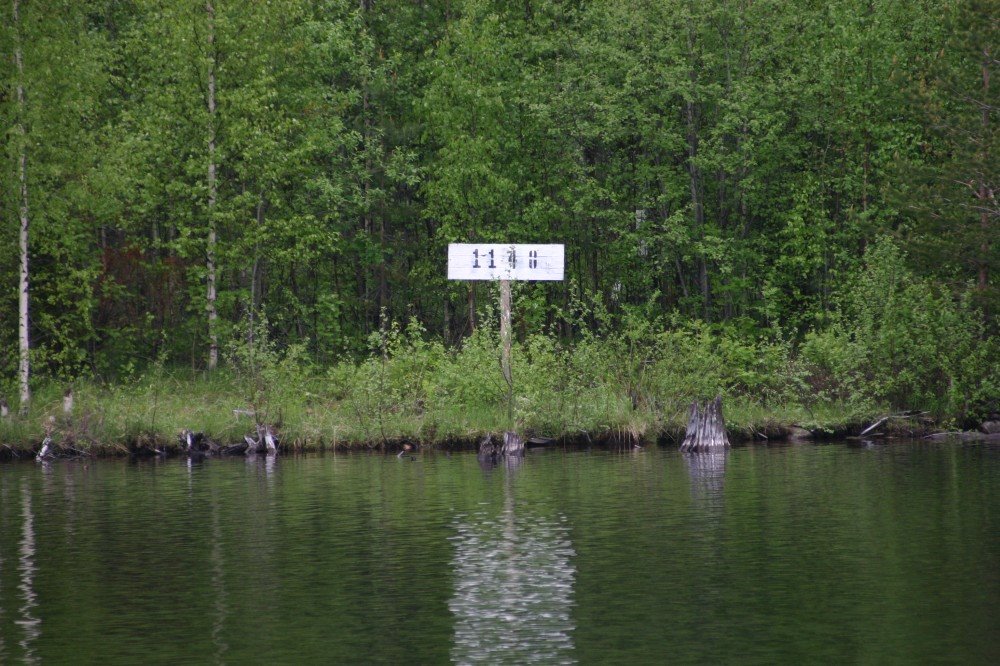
12, 0, 29, 410
206, 0, 219, 370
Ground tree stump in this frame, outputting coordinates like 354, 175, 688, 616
245, 423, 278, 455
478, 431, 524, 460
35, 436, 53, 462
679, 396, 730, 451
500, 430, 523, 456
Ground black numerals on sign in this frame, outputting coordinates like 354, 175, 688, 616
473, 248, 534, 269
472, 249, 496, 268
472, 249, 497, 268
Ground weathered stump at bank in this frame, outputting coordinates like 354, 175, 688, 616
478, 431, 524, 460
245, 423, 278, 455
35, 435, 53, 462
680, 396, 730, 451
180, 429, 219, 455
501, 430, 523, 455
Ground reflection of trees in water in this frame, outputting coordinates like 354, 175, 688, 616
477, 453, 524, 474
209, 490, 229, 665
683, 451, 727, 504
449, 480, 577, 665
246, 453, 278, 482
17, 479, 40, 665
0, 484, 4, 661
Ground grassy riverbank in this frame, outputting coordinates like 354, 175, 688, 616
5, 234, 997, 459
0, 360, 919, 460
0, 374, 880, 458
4, 300, 994, 458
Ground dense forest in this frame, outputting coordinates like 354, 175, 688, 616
1, 0, 996, 433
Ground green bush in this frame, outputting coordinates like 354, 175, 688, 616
804, 237, 996, 418
434, 327, 504, 408
224, 312, 313, 424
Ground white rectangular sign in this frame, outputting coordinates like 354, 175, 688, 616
448, 243, 564, 281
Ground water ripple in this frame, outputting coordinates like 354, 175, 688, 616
449, 491, 577, 665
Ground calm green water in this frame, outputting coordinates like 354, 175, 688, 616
1, 442, 998, 664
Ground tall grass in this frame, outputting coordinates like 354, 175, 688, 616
0, 321, 881, 456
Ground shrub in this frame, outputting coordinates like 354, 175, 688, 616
809, 237, 996, 418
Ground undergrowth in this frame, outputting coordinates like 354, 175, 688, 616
3, 243, 996, 455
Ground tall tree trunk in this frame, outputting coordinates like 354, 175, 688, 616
248, 196, 264, 356
379, 208, 388, 314
253, 196, 264, 313
686, 99, 708, 320
206, 1, 219, 370
686, 22, 709, 321
360, 0, 375, 330
979, 45, 990, 297
860, 0, 874, 232
443, 297, 452, 345
14, 0, 30, 411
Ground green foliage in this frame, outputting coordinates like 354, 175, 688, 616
800, 238, 996, 418
338, 316, 446, 443
799, 327, 869, 406
0, 0, 994, 427
224, 312, 312, 425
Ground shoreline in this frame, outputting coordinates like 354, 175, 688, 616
1, 416, 961, 462
3, 372, 988, 462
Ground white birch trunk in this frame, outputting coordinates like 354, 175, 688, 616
206, 1, 219, 371
14, 0, 31, 411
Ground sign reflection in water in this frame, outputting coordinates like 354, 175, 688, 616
449, 461, 577, 664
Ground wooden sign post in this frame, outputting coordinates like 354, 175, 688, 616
448, 243, 564, 454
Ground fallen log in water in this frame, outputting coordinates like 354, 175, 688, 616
679, 396, 730, 452
859, 411, 930, 437
859, 416, 889, 437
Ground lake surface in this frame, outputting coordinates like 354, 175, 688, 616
1, 441, 998, 664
